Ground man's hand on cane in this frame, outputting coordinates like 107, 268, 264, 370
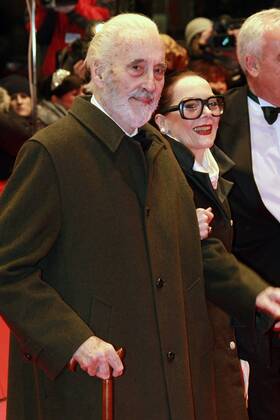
69, 336, 124, 379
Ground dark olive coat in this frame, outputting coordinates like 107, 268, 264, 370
0, 96, 267, 420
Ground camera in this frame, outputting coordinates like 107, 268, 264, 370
206, 15, 244, 50
208, 34, 236, 49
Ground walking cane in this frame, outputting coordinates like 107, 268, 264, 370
68, 347, 125, 420
102, 347, 125, 420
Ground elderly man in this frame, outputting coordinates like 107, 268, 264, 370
216, 8, 280, 420
1, 12, 280, 420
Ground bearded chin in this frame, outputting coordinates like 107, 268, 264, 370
129, 106, 154, 127
128, 96, 160, 127
102, 85, 160, 130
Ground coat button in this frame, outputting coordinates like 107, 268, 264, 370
155, 277, 164, 288
167, 351, 176, 361
229, 341, 236, 350
24, 353, 32, 361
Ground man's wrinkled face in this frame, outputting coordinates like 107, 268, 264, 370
251, 28, 280, 106
10, 93, 32, 117
100, 32, 166, 133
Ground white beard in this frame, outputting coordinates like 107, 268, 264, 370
101, 82, 160, 131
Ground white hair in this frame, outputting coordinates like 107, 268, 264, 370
0, 87, 11, 112
85, 13, 160, 91
237, 8, 280, 72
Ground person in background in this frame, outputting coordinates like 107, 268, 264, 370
185, 15, 244, 89
160, 33, 188, 74
185, 17, 213, 60
26, 0, 110, 77
58, 34, 91, 82
215, 8, 280, 420
39, 68, 84, 125
188, 59, 228, 94
4, 75, 32, 118
0, 87, 10, 112
0, 74, 46, 179
0, 74, 45, 127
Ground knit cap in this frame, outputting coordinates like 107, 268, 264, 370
0, 74, 30, 97
185, 17, 213, 49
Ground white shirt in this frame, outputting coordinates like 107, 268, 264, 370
167, 134, 219, 189
90, 94, 138, 137
193, 149, 219, 190
248, 96, 280, 221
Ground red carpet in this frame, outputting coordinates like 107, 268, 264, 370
0, 317, 9, 420
0, 184, 8, 420
0, 401, 6, 420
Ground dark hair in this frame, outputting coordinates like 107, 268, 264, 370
188, 59, 228, 84
156, 70, 198, 115
51, 75, 82, 97
38, 74, 82, 100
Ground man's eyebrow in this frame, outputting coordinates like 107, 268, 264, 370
128, 59, 145, 66
157, 62, 167, 70
127, 60, 167, 68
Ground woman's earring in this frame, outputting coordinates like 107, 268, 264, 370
160, 127, 166, 134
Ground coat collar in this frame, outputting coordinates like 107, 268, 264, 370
167, 137, 235, 177
168, 137, 234, 207
69, 95, 127, 153
69, 96, 166, 159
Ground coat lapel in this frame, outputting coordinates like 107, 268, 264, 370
69, 97, 157, 208
168, 138, 234, 216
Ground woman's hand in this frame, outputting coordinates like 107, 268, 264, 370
196, 207, 214, 240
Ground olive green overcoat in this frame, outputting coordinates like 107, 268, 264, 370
0, 96, 266, 420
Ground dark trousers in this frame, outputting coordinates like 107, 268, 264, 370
248, 336, 280, 420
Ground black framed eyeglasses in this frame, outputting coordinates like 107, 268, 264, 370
161, 95, 225, 120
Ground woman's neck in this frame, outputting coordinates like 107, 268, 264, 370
192, 148, 206, 165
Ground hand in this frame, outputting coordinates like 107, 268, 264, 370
199, 28, 213, 47
255, 287, 280, 319
73, 59, 87, 81
70, 336, 124, 379
240, 359, 249, 406
196, 207, 214, 240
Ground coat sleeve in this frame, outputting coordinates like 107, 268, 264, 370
202, 237, 270, 327
0, 140, 93, 380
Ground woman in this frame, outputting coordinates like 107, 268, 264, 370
155, 70, 248, 420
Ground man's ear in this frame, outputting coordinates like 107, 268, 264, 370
155, 114, 168, 134
91, 62, 105, 87
245, 55, 260, 78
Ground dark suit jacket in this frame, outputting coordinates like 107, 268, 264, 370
216, 85, 279, 363
169, 139, 248, 420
